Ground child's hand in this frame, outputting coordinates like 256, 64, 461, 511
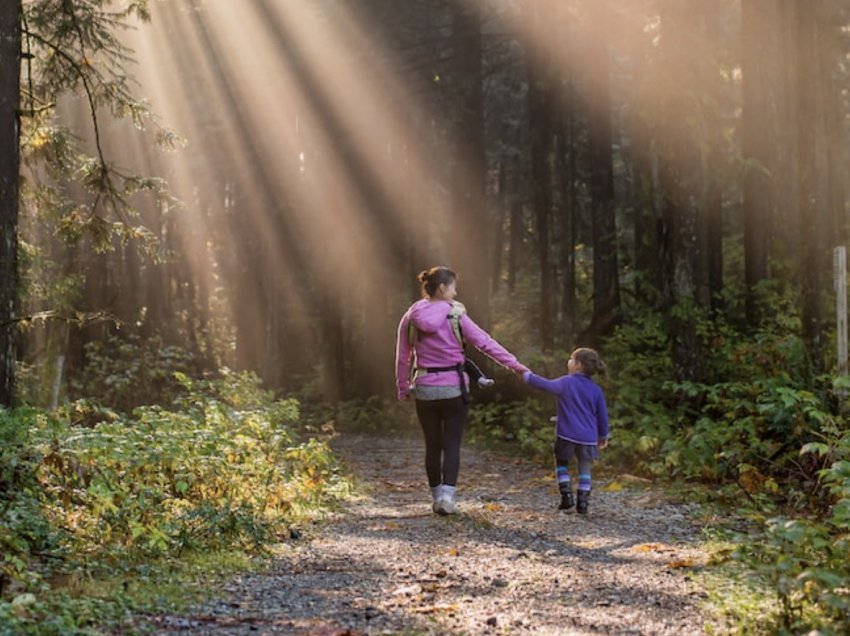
598, 437, 608, 450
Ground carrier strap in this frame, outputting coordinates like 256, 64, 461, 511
422, 363, 468, 404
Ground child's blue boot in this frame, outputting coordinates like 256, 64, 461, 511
576, 490, 590, 514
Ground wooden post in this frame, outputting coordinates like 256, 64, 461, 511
836, 246, 848, 374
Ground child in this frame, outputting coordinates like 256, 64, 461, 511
522, 348, 609, 514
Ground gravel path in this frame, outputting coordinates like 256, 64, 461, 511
146, 433, 715, 635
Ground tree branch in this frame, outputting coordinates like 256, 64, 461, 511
62, 0, 107, 179
1, 311, 120, 330
21, 26, 133, 228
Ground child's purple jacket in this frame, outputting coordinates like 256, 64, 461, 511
395, 299, 525, 400
525, 372, 609, 445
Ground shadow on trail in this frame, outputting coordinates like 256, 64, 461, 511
316, 432, 707, 633
145, 432, 709, 634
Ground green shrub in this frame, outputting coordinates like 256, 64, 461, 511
468, 398, 550, 459
40, 370, 342, 559
70, 332, 201, 411
0, 410, 61, 597
303, 395, 416, 434
0, 369, 350, 634
724, 376, 850, 633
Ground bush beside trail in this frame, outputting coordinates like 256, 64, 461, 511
0, 370, 349, 635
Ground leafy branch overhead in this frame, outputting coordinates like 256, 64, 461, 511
20, 0, 182, 252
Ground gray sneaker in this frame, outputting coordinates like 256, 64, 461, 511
435, 486, 458, 515
438, 498, 457, 515
431, 485, 443, 514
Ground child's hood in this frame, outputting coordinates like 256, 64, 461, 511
409, 299, 452, 334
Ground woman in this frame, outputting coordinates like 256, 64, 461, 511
395, 266, 528, 514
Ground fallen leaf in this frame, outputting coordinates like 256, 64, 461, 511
618, 473, 653, 484
383, 480, 416, 491
412, 603, 459, 614
601, 481, 624, 492
483, 502, 502, 512
448, 547, 459, 557
368, 522, 401, 531
667, 558, 696, 569
632, 543, 673, 553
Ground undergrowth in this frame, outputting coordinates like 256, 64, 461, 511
466, 296, 850, 634
0, 369, 351, 635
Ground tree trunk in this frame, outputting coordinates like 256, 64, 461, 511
741, 0, 776, 326
703, 152, 724, 313
818, 3, 846, 247
524, 2, 556, 351
701, 11, 725, 313
632, 137, 661, 304
794, 0, 829, 373
447, 1, 489, 326
552, 4, 577, 349
586, 0, 620, 345
507, 199, 522, 295
227, 183, 266, 375
0, 0, 21, 407
558, 78, 577, 350
507, 158, 522, 295
490, 162, 507, 295
658, 0, 703, 382
770, 0, 799, 263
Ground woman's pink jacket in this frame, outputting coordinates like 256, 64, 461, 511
395, 298, 526, 400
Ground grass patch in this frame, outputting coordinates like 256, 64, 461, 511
1, 549, 278, 635
698, 560, 777, 635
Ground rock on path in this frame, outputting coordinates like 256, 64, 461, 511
145, 433, 714, 635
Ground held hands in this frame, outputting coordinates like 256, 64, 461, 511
514, 363, 530, 382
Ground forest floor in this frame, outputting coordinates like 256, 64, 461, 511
141, 432, 722, 635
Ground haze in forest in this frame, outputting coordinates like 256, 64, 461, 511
22, 0, 849, 402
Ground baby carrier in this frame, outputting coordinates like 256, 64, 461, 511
407, 301, 485, 403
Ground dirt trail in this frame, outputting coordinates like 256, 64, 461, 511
146, 433, 715, 635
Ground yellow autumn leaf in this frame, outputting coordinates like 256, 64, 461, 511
667, 558, 696, 569
448, 547, 459, 557
368, 521, 400, 531
412, 603, 459, 614
484, 502, 502, 512
602, 481, 624, 492
633, 543, 668, 553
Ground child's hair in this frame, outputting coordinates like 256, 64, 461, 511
418, 266, 457, 298
572, 347, 607, 377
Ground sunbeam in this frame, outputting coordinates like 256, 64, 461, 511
111, 0, 499, 392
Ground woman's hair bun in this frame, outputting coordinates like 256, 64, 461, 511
417, 266, 457, 298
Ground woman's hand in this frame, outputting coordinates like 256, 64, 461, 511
598, 437, 608, 450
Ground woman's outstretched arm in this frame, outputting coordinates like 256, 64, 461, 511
461, 314, 529, 373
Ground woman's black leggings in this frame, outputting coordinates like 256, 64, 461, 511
415, 397, 468, 487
